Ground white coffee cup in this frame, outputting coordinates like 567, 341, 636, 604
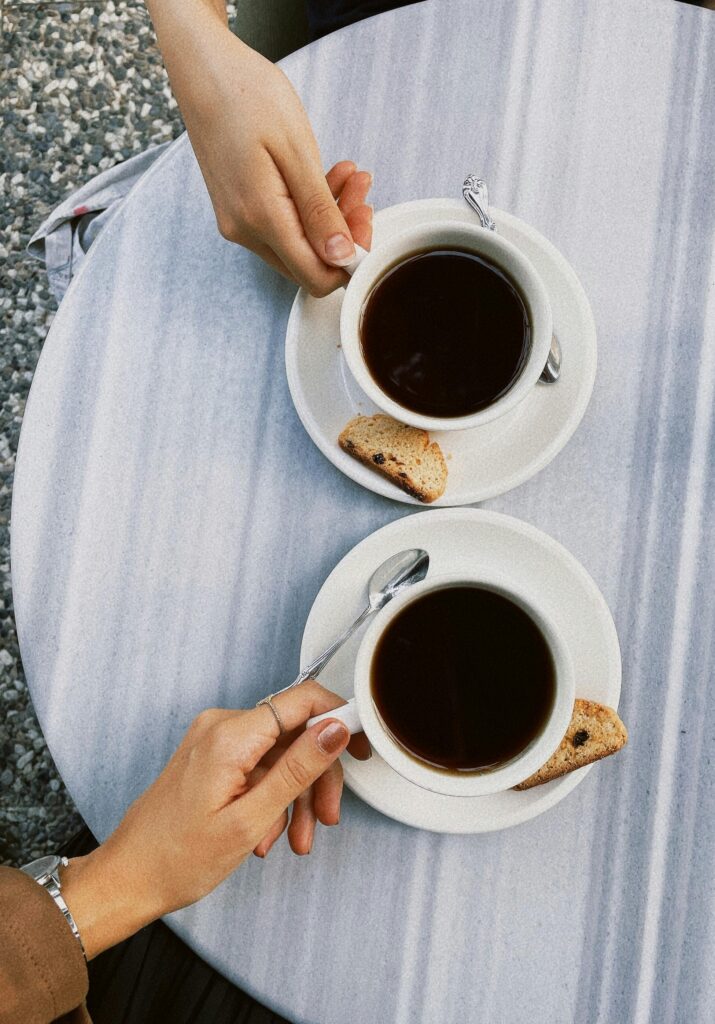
309, 572, 574, 797
340, 221, 552, 432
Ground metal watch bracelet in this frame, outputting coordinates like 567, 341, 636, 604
20, 854, 87, 961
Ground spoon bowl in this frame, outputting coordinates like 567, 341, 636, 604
368, 548, 430, 611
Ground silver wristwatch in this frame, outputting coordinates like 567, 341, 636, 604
21, 855, 87, 960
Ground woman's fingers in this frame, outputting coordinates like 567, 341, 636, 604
344, 203, 373, 251
279, 147, 357, 270
240, 147, 347, 297
193, 682, 369, 812
331, 167, 373, 250
253, 809, 289, 858
251, 736, 344, 854
255, 156, 373, 296
253, 680, 351, 737
261, 196, 348, 297
326, 160, 357, 199
337, 170, 372, 215
252, 680, 371, 763
312, 758, 343, 826
287, 789, 316, 855
339, 170, 373, 251
235, 717, 350, 845
347, 731, 372, 761
275, 680, 371, 760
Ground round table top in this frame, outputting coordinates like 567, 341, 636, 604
13, 1, 715, 1021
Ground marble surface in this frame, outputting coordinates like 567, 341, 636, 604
11, 0, 715, 1021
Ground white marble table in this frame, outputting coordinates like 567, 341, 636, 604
12, 1, 715, 1021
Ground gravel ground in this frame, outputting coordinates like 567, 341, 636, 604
0, 1, 242, 867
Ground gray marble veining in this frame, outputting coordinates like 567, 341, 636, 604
11, 1, 715, 1021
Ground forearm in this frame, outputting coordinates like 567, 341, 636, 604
145, 0, 235, 97
61, 846, 163, 961
146, 0, 228, 31
144, 0, 256, 133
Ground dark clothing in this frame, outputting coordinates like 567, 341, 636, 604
306, 0, 423, 39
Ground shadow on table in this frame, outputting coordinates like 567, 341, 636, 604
62, 829, 291, 1024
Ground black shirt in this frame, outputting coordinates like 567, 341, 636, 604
306, 0, 423, 39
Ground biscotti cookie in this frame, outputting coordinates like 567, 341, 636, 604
513, 699, 627, 790
338, 414, 448, 503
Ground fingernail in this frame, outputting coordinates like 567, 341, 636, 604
324, 233, 355, 266
317, 720, 350, 754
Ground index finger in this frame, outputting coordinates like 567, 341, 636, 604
260, 198, 348, 297
253, 680, 349, 738
267, 681, 371, 762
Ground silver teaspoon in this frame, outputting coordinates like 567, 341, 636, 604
462, 175, 562, 383
273, 548, 430, 696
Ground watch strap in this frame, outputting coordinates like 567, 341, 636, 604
54, 895, 87, 959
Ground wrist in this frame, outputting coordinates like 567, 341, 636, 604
61, 847, 163, 960
146, 0, 228, 28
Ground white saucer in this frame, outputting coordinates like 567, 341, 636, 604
301, 509, 621, 834
285, 199, 597, 506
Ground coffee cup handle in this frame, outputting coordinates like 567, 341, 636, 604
343, 244, 370, 278
306, 699, 363, 735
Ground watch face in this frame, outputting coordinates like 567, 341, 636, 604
22, 855, 61, 882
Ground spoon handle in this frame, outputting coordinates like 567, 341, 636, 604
272, 602, 375, 697
462, 173, 561, 383
462, 176, 497, 231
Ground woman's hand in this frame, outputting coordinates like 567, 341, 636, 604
146, 0, 373, 295
61, 681, 369, 959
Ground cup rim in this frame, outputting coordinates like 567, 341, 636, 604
352, 571, 575, 797
340, 220, 553, 432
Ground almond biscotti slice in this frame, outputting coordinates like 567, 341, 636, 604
513, 699, 628, 790
339, 414, 448, 503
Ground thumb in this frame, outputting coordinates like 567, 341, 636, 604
281, 158, 356, 268
238, 719, 350, 842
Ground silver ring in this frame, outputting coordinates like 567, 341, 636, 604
256, 693, 286, 734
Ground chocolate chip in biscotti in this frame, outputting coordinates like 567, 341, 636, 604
573, 730, 589, 747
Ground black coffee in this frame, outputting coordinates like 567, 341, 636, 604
360, 249, 530, 418
370, 586, 555, 772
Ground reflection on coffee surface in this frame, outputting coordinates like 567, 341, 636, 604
360, 249, 530, 418
370, 586, 555, 772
